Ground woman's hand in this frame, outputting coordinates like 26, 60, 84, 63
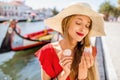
60, 56, 72, 73
78, 52, 94, 80
58, 51, 73, 80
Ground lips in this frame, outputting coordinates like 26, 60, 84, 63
76, 32, 84, 36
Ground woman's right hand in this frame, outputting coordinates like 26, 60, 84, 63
60, 56, 73, 74
58, 51, 73, 80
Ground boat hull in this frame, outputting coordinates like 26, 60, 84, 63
11, 29, 53, 51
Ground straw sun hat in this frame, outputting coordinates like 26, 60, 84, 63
44, 2, 106, 37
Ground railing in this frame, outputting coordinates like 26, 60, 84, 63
95, 37, 118, 80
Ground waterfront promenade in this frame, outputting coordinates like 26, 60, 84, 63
102, 22, 120, 79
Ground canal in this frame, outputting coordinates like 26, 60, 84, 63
0, 21, 46, 80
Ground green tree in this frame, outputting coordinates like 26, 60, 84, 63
118, 0, 120, 9
118, 0, 120, 4
112, 7, 120, 17
99, 2, 114, 21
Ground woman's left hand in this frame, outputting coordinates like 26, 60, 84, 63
78, 52, 94, 79
83, 51, 94, 68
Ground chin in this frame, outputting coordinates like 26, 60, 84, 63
78, 38, 84, 42
75, 39, 82, 42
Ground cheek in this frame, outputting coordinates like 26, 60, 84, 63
68, 26, 76, 34
68, 24, 79, 31
84, 30, 89, 35
68, 27, 79, 39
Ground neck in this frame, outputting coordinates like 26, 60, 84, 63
60, 38, 77, 50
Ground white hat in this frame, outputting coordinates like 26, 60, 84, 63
44, 2, 106, 37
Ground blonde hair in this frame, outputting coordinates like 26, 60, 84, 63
61, 15, 99, 80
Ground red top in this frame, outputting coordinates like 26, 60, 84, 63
35, 43, 70, 80
35, 43, 97, 80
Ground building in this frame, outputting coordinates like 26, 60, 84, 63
0, 0, 33, 21
0, 0, 54, 22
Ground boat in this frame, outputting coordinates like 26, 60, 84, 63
11, 28, 54, 51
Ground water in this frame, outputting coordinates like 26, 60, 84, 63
17, 21, 47, 35
0, 21, 46, 80
0, 21, 47, 46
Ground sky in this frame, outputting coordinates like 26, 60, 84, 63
25, 0, 118, 11
0, 0, 118, 11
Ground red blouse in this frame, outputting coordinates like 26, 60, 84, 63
35, 43, 97, 80
35, 43, 70, 80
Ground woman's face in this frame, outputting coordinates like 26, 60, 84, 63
67, 15, 91, 42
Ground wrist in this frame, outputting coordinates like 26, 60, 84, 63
77, 77, 87, 80
58, 71, 69, 80
77, 79, 86, 80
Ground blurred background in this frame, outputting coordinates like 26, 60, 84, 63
0, 0, 120, 80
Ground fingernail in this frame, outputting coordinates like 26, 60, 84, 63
84, 46, 92, 53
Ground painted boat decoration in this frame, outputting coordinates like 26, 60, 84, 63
11, 29, 54, 51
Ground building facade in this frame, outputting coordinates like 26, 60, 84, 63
0, 0, 54, 21
0, 1, 33, 21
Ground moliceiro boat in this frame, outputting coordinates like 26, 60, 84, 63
11, 29, 54, 51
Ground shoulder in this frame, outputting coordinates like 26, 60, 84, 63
51, 41, 62, 55
40, 43, 52, 51
34, 43, 55, 64
35, 43, 52, 57
35, 42, 61, 59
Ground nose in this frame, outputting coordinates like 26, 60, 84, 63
79, 25, 86, 32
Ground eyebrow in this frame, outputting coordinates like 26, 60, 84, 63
77, 18, 91, 23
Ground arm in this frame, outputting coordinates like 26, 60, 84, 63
40, 56, 72, 80
58, 56, 73, 80
87, 60, 100, 80
41, 68, 51, 80
57, 71, 70, 80
78, 52, 95, 80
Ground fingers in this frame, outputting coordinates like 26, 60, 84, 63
59, 56, 73, 74
60, 57, 72, 67
78, 56, 88, 79
89, 53, 94, 67
82, 52, 94, 68
80, 55, 87, 69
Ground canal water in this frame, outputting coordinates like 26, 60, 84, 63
0, 21, 47, 80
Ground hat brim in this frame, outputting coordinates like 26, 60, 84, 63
44, 3, 106, 37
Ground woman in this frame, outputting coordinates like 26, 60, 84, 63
0, 20, 20, 53
35, 2, 105, 80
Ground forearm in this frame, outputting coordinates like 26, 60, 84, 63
57, 71, 69, 80
77, 78, 87, 80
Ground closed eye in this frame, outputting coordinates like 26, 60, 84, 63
85, 25, 90, 28
85, 24, 90, 28
76, 22, 82, 25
